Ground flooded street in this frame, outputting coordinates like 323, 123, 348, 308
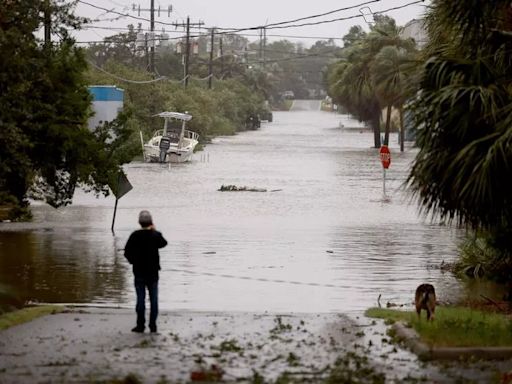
0, 102, 466, 314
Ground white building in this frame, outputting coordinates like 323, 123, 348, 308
87, 85, 124, 130
401, 19, 428, 49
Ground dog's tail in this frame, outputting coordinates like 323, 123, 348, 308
421, 288, 436, 320
419, 290, 431, 307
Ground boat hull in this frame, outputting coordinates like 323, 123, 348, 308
144, 138, 198, 163
142, 114, 199, 164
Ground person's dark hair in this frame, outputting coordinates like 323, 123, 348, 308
138, 210, 153, 227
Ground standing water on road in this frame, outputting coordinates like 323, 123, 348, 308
0, 102, 466, 313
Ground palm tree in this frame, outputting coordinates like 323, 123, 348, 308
327, 16, 418, 148
407, 0, 512, 238
328, 51, 382, 147
371, 45, 418, 151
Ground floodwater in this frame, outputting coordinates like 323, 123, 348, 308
0, 101, 471, 314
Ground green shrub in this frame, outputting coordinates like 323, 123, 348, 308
455, 231, 512, 282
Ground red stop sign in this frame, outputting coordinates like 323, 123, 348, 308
380, 145, 391, 169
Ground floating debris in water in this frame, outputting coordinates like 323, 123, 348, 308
218, 185, 267, 192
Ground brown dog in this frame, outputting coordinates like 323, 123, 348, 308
415, 284, 436, 321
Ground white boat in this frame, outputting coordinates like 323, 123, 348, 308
142, 112, 199, 163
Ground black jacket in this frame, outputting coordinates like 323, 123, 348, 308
124, 229, 168, 280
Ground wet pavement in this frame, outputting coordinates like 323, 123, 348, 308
1, 307, 511, 383
0, 308, 360, 383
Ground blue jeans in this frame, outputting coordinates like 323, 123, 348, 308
134, 277, 158, 329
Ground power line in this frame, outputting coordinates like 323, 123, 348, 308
90, 14, 127, 23
74, 0, 426, 50
78, 0, 175, 27
227, 0, 382, 29
77, 0, 379, 30
87, 60, 168, 83
104, 0, 131, 9
246, 52, 340, 65
82, 25, 345, 40
215, 0, 424, 34
84, 34, 340, 63
77, 0, 423, 35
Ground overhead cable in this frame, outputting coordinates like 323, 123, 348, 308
87, 60, 168, 83
243, 0, 382, 29
78, 0, 380, 29
77, 0, 422, 34
215, 0, 425, 34
81, 25, 344, 40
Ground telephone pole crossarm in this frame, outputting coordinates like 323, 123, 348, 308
131, 2, 173, 74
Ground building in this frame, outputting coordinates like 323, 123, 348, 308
401, 19, 428, 49
87, 85, 124, 130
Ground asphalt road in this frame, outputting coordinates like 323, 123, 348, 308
1, 307, 511, 383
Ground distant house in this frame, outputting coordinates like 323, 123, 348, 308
87, 85, 124, 130
401, 19, 428, 49
282, 90, 295, 99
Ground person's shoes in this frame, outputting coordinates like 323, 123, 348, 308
149, 325, 157, 333
131, 326, 145, 333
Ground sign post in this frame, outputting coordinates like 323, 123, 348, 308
109, 171, 133, 232
379, 145, 391, 198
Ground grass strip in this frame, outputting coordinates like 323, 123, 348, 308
366, 307, 512, 347
0, 305, 63, 331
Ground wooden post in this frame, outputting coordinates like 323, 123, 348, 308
208, 28, 214, 89
150, 0, 155, 74
184, 16, 190, 88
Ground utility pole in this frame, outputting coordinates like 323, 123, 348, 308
44, 0, 51, 47
219, 36, 224, 78
145, 33, 149, 70
184, 16, 190, 87
208, 28, 215, 89
259, 28, 263, 62
150, 0, 155, 73
263, 27, 266, 69
171, 17, 203, 88
132, 2, 172, 74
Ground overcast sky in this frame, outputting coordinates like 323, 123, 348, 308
73, 0, 430, 46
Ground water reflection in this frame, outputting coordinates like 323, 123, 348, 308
0, 229, 128, 305
0, 108, 482, 312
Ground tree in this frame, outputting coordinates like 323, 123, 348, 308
371, 45, 417, 151
343, 25, 366, 48
328, 27, 382, 147
368, 17, 417, 150
0, 1, 137, 213
86, 24, 143, 69
301, 40, 340, 99
327, 16, 417, 148
407, 1, 512, 252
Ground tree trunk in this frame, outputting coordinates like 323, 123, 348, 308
384, 104, 392, 146
399, 105, 405, 152
372, 114, 381, 148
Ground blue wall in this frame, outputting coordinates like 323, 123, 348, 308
88, 85, 124, 102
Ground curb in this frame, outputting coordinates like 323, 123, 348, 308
392, 322, 512, 361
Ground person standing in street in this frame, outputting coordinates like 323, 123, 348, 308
124, 210, 168, 333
